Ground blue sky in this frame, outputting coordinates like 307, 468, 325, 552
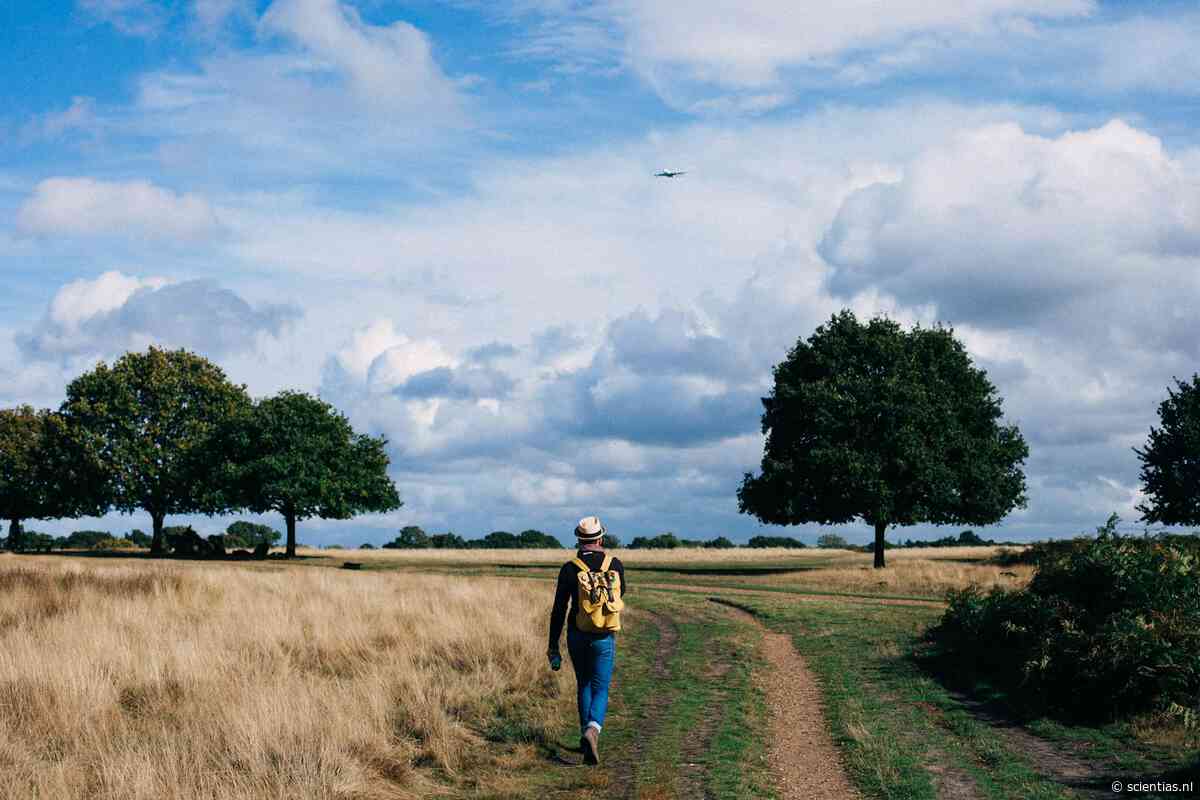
3, 0, 1200, 546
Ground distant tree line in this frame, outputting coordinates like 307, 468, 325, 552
0, 519, 284, 554
374, 526, 565, 549
0, 347, 400, 557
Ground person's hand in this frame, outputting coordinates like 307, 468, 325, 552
547, 650, 562, 671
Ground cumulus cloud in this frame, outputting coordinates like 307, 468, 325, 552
17, 178, 221, 240
820, 120, 1200, 325
18, 271, 299, 361
259, 0, 461, 112
396, 366, 515, 400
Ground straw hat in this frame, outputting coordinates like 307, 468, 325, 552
575, 516, 606, 543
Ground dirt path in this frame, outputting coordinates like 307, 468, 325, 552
712, 599, 861, 800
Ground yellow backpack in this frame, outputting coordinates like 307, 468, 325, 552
572, 554, 624, 633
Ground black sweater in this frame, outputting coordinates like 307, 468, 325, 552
548, 550, 627, 653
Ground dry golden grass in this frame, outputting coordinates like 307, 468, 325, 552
306, 545, 1030, 598
757, 558, 1034, 597
0, 553, 567, 800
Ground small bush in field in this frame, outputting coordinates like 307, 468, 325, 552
929, 530, 1200, 721
93, 536, 136, 550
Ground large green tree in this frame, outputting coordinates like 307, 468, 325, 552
0, 406, 103, 551
738, 311, 1028, 568
223, 391, 402, 558
61, 347, 251, 555
1136, 375, 1200, 526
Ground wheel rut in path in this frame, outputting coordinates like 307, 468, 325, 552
948, 692, 1118, 800
710, 598, 861, 800
610, 608, 679, 800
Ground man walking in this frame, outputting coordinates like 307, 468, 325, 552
548, 516, 627, 765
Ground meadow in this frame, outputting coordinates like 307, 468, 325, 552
1, 545, 1194, 800
0, 553, 567, 799
310, 545, 1035, 601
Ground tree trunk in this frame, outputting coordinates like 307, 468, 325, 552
150, 512, 166, 556
8, 518, 22, 553
873, 520, 887, 569
285, 510, 297, 559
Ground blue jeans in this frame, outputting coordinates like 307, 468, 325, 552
566, 628, 615, 734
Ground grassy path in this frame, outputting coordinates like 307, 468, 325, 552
526, 586, 1197, 800
537, 592, 775, 800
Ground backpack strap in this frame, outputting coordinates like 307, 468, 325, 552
571, 557, 588, 572
600, 553, 614, 572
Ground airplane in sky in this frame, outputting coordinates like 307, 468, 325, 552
654, 170, 686, 178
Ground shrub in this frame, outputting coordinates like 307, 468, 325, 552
64, 530, 111, 549
517, 530, 563, 548
629, 533, 680, 549
704, 536, 736, 549
601, 533, 621, 549
225, 521, 281, 548
746, 535, 806, 548
93, 537, 136, 550
123, 529, 152, 548
816, 533, 849, 549
430, 532, 467, 549
928, 529, 1200, 721
384, 526, 430, 549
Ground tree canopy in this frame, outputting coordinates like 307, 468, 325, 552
223, 391, 401, 557
61, 348, 251, 554
384, 526, 431, 549
738, 311, 1028, 568
1136, 375, 1200, 526
0, 406, 103, 551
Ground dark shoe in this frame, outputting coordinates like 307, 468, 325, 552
582, 727, 599, 765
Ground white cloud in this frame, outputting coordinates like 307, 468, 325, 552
821, 119, 1200, 324
259, 0, 461, 113
47, 270, 167, 329
507, 0, 1093, 112
18, 271, 298, 361
17, 177, 222, 240
130, 0, 467, 174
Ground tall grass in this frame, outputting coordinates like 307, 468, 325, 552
0, 554, 566, 799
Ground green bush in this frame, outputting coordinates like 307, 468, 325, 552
93, 536, 136, 550
629, 533, 680, 549
429, 532, 466, 548
746, 535, 806, 548
929, 530, 1200, 721
704, 536, 736, 549
225, 521, 281, 548
64, 530, 112, 549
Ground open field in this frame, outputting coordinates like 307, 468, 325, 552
0, 553, 568, 799
2, 547, 1195, 800
298, 545, 1035, 601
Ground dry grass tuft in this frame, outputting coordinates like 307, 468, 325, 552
0, 554, 567, 799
